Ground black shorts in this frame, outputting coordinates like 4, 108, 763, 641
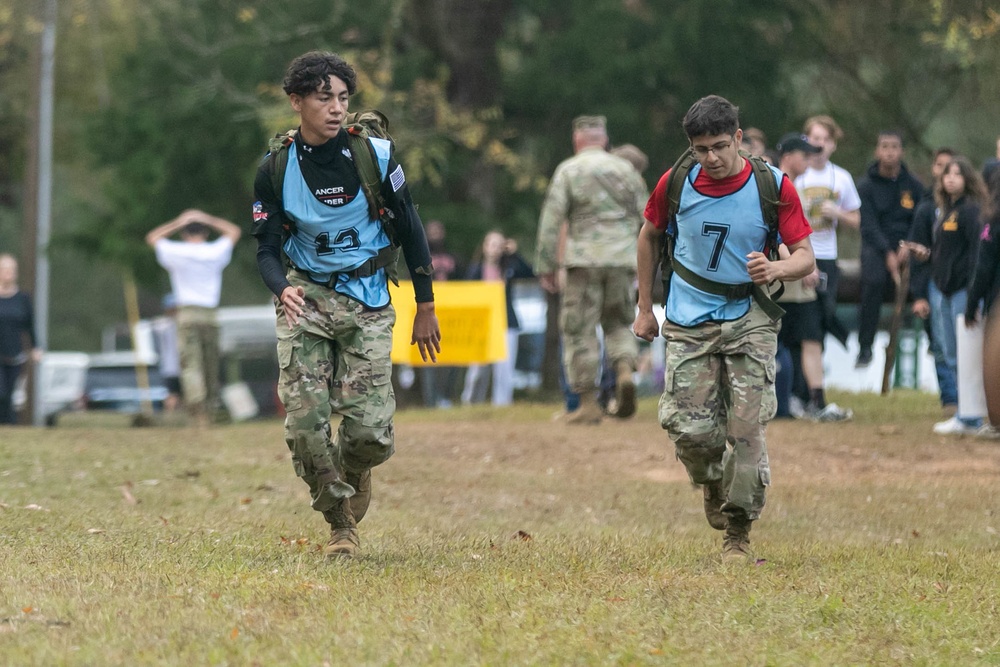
165, 376, 182, 395
779, 300, 824, 345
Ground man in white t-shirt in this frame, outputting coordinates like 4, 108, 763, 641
794, 115, 862, 350
146, 209, 241, 424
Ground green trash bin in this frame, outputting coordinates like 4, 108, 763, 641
893, 322, 921, 389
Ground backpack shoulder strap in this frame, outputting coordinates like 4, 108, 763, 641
265, 129, 297, 202
665, 148, 697, 223
746, 153, 781, 252
344, 110, 391, 223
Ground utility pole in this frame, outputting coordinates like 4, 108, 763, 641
31, 0, 57, 426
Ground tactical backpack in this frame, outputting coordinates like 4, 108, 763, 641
264, 110, 400, 284
660, 149, 785, 320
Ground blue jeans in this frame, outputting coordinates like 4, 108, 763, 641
928, 283, 968, 417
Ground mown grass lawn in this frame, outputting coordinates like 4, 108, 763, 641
2, 391, 999, 665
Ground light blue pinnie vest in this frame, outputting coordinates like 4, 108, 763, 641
281, 137, 393, 308
667, 162, 783, 326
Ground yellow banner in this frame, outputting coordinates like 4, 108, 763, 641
389, 280, 508, 366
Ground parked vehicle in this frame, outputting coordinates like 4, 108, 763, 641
82, 351, 170, 414
12, 351, 90, 426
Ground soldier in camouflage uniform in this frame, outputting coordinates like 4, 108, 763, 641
633, 96, 815, 560
252, 51, 440, 558
535, 115, 648, 424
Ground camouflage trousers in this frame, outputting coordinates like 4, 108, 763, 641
560, 266, 638, 394
176, 306, 221, 417
658, 303, 778, 520
275, 273, 396, 517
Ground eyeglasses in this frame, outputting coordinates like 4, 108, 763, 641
690, 136, 736, 158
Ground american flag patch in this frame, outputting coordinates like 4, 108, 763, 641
389, 164, 405, 192
252, 201, 268, 223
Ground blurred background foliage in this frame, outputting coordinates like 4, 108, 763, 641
1, 0, 998, 350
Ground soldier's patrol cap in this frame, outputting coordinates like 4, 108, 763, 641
572, 115, 607, 132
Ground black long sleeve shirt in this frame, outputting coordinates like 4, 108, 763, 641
0, 291, 36, 362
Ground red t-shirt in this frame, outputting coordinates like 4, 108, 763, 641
644, 159, 812, 247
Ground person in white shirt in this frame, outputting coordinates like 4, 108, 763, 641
794, 115, 862, 352
146, 209, 241, 424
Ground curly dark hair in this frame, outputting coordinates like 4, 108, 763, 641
682, 95, 739, 140
282, 51, 357, 97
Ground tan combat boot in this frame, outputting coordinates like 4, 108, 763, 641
565, 396, 603, 425
323, 496, 359, 558
722, 511, 752, 561
613, 360, 636, 418
346, 468, 371, 524
702, 480, 727, 530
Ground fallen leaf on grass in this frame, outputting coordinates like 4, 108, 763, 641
230, 627, 239, 640
210, 593, 220, 600
120, 483, 138, 505
159, 516, 169, 526
22, 607, 32, 614
606, 596, 626, 603
911, 530, 920, 538
511, 530, 532, 541
240, 497, 252, 505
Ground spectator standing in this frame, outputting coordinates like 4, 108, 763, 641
906, 157, 988, 435
151, 293, 182, 413
907, 147, 958, 416
535, 115, 647, 424
966, 170, 1000, 436
775, 133, 852, 421
855, 131, 927, 368
461, 230, 533, 406
146, 209, 241, 425
742, 127, 769, 160
795, 115, 861, 351
251, 51, 440, 558
982, 135, 1000, 186
0, 254, 42, 425
420, 220, 459, 408
633, 96, 815, 560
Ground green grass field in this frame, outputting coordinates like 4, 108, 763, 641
2, 391, 999, 665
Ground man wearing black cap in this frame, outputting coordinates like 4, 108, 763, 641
776, 133, 852, 422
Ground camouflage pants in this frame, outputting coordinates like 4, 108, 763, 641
176, 306, 221, 416
658, 303, 778, 520
275, 273, 396, 516
560, 266, 638, 394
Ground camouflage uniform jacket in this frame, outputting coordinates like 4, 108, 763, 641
535, 146, 648, 274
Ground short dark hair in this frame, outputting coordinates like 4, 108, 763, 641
282, 51, 357, 97
182, 222, 208, 237
933, 146, 956, 160
682, 95, 740, 139
876, 129, 904, 146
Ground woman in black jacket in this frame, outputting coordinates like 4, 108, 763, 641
908, 156, 987, 434
966, 171, 1000, 432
